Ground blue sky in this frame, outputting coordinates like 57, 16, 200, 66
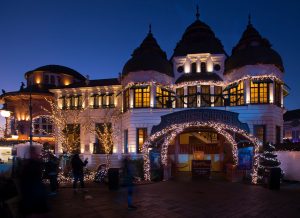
0, 0, 299, 114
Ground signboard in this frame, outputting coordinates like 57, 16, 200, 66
191, 160, 211, 179
149, 149, 161, 170
238, 147, 253, 170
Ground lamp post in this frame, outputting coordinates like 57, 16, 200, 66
29, 85, 33, 149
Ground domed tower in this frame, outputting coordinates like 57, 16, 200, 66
225, 16, 284, 106
121, 26, 173, 111
224, 16, 285, 144
122, 26, 173, 85
172, 6, 226, 108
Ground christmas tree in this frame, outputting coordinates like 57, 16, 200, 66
257, 143, 283, 184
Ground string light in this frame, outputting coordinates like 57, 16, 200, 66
142, 121, 260, 183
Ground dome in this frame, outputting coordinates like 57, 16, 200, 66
25, 65, 86, 81
172, 10, 226, 57
175, 72, 223, 84
225, 21, 284, 74
122, 28, 173, 77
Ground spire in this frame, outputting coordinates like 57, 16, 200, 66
248, 13, 252, 25
196, 5, 200, 20
148, 24, 152, 34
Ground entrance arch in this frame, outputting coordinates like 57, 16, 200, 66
142, 109, 261, 184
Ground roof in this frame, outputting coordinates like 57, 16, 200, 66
0, 84, 54, 99
172, 18, 226, 57
283, 109, 300, 122
25, 65, 86, 81
51, 78, 120, 89
175, 72, 223, 84
225, 23, 284, 74
122, 30, 173, 77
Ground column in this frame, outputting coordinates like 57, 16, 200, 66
245, 79, 250, 104
150, 83, 156, 108
269, 82, 274, 104
197, 85, 201, 107
210, 85, 214, 107
129, 89, 134, 109
184, 86, 188, 108
280, 84, 283, 107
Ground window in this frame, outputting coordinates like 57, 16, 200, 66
191, 62, 197, 73
44, 74, 49, 84
64, 124, 80, 153
214, 86, 223, 107
123, 89, 130, 112
124, 129, 128, 153
57, 76, 61, 85
201, 62, 206, 72
156, 87, 172, 108
201, 85, 210, 107
275, 82, 281, 107
93, 95, 100, 108
187, 86, 197, 108
62, 97, 67, 109
250, 81, 269, 104
229, 82, 244, 106
254, 125, 266, 143
134, 86, 150, 108
176, 88, 184, 108
33, 116, 53, 136
136, 128, 147, 153
276, 126, 281, 144
94, 123, 112, 154
50, 75, 55, 85
109, 94, 114, 107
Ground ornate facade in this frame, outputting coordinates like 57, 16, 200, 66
1, 11, 287, 172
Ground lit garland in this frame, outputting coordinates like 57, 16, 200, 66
170, 74, 283, 89
142, 121, 260, 183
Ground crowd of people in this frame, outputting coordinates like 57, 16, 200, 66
0, 148, 140, 217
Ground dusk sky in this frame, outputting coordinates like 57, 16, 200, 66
0, 0, 300, 111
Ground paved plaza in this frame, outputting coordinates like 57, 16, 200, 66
48, 178, 300, 218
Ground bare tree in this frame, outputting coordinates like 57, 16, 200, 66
42, 97, 90, 154
86, 108, 122, 169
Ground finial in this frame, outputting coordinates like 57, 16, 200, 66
196, 5, 200, 20
149, 24, 152, 34
248, 13, 252, 25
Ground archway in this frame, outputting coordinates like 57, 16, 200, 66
142, 110, 261, 184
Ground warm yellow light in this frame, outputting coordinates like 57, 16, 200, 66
0, 110, 10, 118
11, 135, 19, 140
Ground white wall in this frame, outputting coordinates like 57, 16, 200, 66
277, 151, 300, 181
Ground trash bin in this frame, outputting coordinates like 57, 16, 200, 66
268, 167, 281, 190
108, 168, 119, 190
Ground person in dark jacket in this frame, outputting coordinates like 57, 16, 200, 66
71, 154, 88, 191
46, 154, 59, 195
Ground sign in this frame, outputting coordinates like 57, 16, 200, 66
191, 160, 211, 179
238, 147, 253, 170
149, 149, 161, 170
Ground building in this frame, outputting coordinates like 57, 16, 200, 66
0, 10, 288, 180
0, 65, 86, 145
283, 109, 300, 143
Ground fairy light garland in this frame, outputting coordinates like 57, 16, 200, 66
170, 74, 283, 89
142, 121, 260, 184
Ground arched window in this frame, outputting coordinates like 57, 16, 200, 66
33, 116, 53, 136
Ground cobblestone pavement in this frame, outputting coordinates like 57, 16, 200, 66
48, 179, 300, 218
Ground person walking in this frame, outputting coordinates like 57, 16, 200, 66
46, 154, 59, 195
123, 156, 137, 210
71, 154, 88, 192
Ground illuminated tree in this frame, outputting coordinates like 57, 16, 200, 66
86, 108, 121, 169
42, 97, 89, 154
257, 143, 283, 184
